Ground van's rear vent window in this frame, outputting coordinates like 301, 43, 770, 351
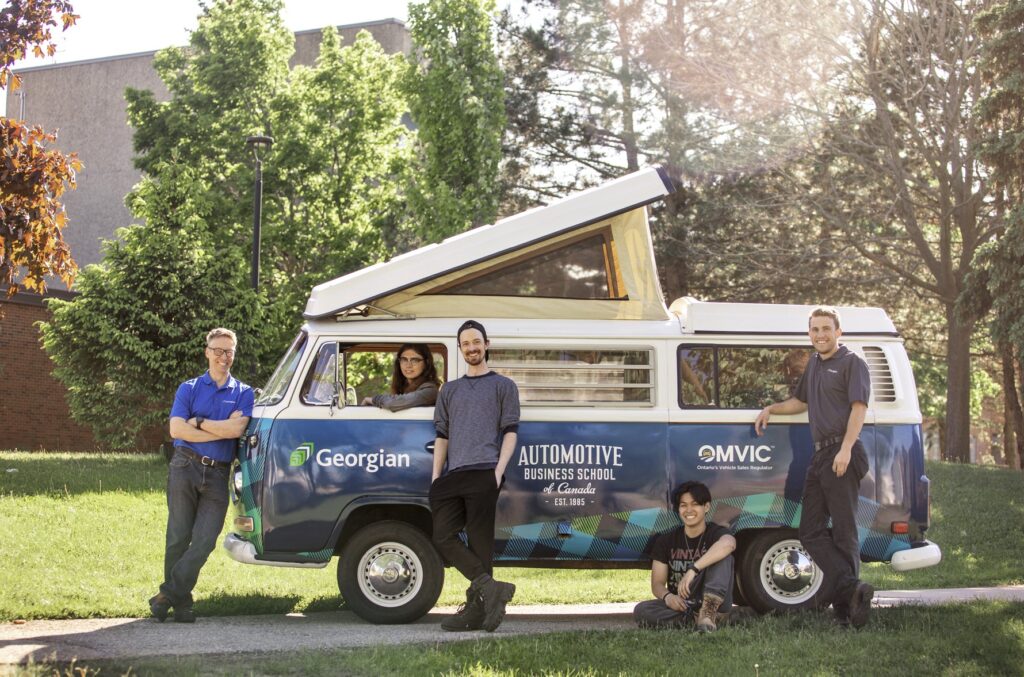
863, 346, 896, 403
490, 347, 654, 406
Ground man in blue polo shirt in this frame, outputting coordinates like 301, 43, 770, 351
149, 328, 254, 623
755, 306, 874, 628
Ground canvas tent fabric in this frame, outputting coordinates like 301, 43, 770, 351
304, 167, 675, 321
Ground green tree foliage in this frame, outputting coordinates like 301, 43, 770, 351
39, 164, 261, 449
405, 0, 506, 240
0, 0, 79, 296
965, 0, 1024, 469
42, 0, 412, 447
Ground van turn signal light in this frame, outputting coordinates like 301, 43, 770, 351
234, 516, 255, 532
890, 521, 909, 535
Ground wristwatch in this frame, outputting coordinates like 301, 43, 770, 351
196, 416, 205, 430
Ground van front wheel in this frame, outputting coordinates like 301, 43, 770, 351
338, 521, 444, 624
738, 530, 825, 613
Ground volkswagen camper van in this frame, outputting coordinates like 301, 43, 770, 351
223, 167, 941, 623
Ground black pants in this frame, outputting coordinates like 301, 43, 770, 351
429, 469, 500, 582
799, 440, 869, 607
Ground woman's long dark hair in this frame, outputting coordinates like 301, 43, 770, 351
391, 343, 440, 395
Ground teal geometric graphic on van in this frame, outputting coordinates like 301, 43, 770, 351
495, 495, 914, 563
290, 443, 314, 467
297, 547, 334, 563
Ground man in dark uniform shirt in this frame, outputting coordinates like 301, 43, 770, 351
755, 306, 874, 628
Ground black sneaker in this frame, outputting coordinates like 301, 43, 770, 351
148, 594, 171, 622
848, 581, 874, 629
441, 588, 485, 632
476, 576, 516, 632
173, 606, 197, 623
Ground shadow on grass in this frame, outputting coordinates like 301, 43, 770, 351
0, 452, 168, 496
193, 593, 346, 617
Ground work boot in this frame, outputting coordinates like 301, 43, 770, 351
148, 594, 171, 622
833, 603, 851, 628
848, 581, 875, 629
441, 587, 485, 632
472, 573, 516, 632
696, 592, 724, 633
173, 606, 197, 623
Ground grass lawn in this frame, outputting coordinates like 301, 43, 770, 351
0, 453, 1021, 622
18, 602, 1024, 676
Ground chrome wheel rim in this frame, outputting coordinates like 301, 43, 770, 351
356, 541, 422, 608
759, 538, 823, 605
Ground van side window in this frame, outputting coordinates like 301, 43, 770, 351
678, 345, 810, 409
301, 343, 447, 407
301, 343, 338, 405
490, 347, 654, 405
430, 229, 625, 299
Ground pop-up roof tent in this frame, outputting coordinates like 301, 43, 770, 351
304, 167, 676, 321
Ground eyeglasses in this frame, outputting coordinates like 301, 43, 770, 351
207, 347, 236, 358
399, 357, 424, 365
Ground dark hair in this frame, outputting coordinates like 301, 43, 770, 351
809, 306, 841, 331
391, 343, 440, 395
671, 481, 712, 511
456, 319, 490, 361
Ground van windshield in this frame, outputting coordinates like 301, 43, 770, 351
257, 331, 307, 406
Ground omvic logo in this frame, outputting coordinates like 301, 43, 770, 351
698, 444, 773, 464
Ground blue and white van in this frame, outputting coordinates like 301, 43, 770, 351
223, 167, 941, 624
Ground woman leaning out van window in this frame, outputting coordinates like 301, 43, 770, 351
361, 343, 440, 411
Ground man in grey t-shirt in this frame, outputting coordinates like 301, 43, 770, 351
431, 320, 520, 632
755, 306, 874, 628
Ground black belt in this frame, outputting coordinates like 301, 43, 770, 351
177, 446, 231, 469
813, 435, 845, 452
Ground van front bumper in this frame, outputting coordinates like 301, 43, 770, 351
222, 533, 329, 569
890, 540, 942, 572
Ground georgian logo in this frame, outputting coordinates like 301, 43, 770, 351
290, 443, 314, 467
288, 444, 411, 472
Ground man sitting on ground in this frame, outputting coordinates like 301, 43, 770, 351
634, 481, 736, 631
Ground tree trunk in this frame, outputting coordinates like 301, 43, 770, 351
1002, 342, 1024, 471
944, 304, 973, 463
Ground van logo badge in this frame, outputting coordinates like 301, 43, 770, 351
290, 443, 314, 467
697, 444, 774, 471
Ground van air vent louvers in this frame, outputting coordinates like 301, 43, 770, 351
863, 346, 896, 403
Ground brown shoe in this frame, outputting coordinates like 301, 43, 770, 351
696, 592, 724, 633
148, 593, 171, 622
848, 581, 874, 629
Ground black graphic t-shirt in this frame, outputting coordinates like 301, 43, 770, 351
650, 523, 731, 595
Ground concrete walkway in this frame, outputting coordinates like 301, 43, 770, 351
2, 586, 1023, 665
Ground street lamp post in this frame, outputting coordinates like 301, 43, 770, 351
246, 135, 274, 292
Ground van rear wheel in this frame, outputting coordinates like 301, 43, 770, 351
338, 520, 444, 624
738, 529, 825, 613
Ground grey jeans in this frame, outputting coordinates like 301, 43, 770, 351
634, 555, 734, 628
158, 447, 229, 608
